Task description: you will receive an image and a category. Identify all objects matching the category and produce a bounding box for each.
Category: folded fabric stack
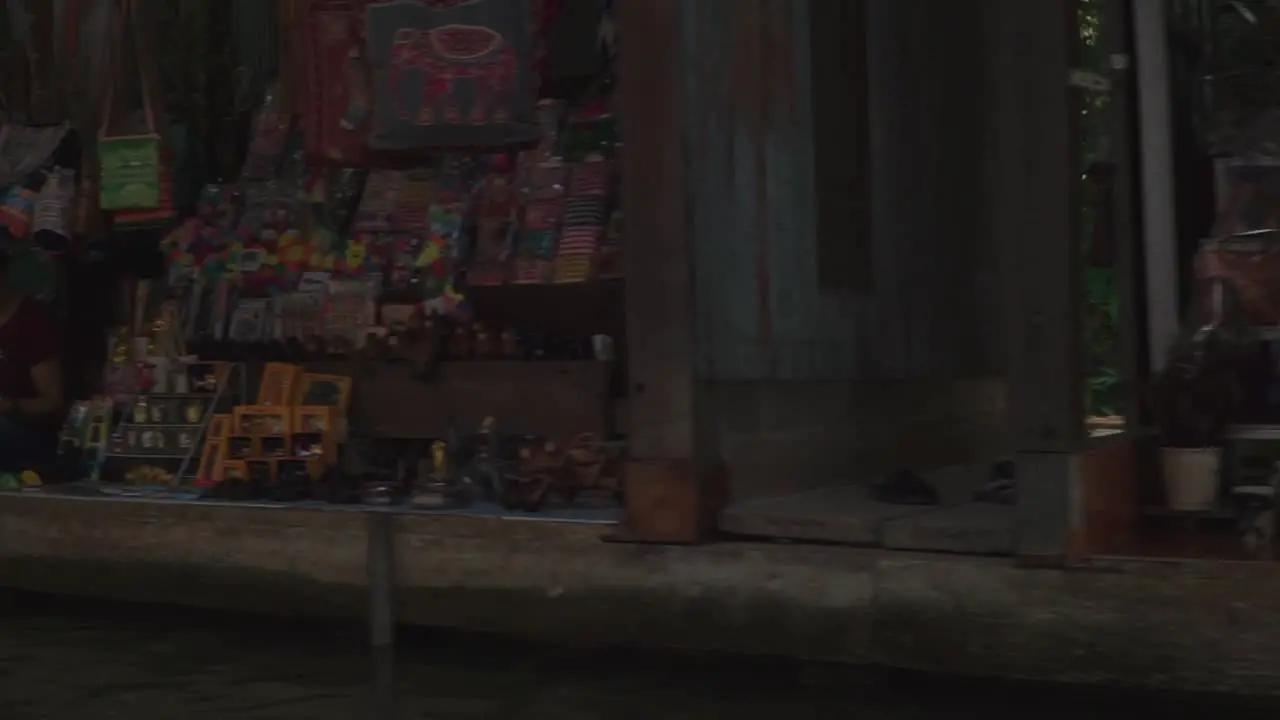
[513,159,565,284]
[394,169,435,231]
[554,155,610,283]
[351,169,404,233]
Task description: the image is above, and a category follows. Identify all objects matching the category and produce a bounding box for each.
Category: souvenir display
[32,0,628,523]
[201,367,351,501]
[553,155,610,283]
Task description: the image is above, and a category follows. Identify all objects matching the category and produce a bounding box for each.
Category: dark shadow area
[0,589,1276,719]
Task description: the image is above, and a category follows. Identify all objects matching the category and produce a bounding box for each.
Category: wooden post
[985,0,1085,562]
[610,0,721,543]
[367,511,394,648]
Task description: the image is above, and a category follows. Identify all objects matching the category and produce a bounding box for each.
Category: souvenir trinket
[448,325,471,360]
[472,323,498,358]
[500,327,520,358]
[184,400,205,424]
[227,435,258,460]
[260,435,290,458]
[412,440,463,509]
[132,397,150,424]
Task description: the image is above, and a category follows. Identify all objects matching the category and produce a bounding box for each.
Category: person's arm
[0,300,63,420]
[13,358,63,419]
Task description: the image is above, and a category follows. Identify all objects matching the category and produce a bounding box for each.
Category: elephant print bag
[364,0,544,150]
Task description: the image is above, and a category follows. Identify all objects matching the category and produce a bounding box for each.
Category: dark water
[0,592,1272,720]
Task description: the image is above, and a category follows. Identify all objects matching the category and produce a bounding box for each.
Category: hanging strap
[98,0,156,139]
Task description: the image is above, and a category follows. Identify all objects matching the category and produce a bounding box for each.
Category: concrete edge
[3,494,1280,695]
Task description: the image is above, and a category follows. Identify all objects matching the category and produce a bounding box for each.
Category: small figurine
[411,439,458,509]
[149,400,165,424]
[412,312,442,380]
[461,417,503,501]
[428,440,450,481]
[472,323,497,358]
[500,327,520,358]
[184,401,204,424]
[448,324,471,360]
[502,438,562,512]
[132,396,150,425]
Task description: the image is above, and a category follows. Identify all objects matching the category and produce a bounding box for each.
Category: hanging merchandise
[468,167,517,285]
[512,157,564,284]
[301,0,371,166]
[0,174,40,243]
[6,0,61,126]
[553,154,609,283]
[364,0,545,150]
[32,166,76,254]
[98,0,174,226]
[241,84,294,181]
[0,123,69,188]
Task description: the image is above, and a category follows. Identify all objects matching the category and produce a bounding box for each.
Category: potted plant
[1150,281,1251,510]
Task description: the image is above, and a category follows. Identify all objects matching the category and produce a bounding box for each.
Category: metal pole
[1133,0,1180,370]
[367,511,396,717]
[367,510,394,648]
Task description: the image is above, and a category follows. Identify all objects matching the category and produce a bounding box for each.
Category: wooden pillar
[611,0,720,543]
[985,0,1085,562]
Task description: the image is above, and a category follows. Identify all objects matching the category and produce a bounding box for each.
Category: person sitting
[0,250,62,471]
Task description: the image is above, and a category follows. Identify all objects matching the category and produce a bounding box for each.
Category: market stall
[4,0,629,522]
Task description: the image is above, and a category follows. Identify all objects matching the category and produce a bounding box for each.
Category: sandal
[972,460,1017,505]
[870,470,939,506]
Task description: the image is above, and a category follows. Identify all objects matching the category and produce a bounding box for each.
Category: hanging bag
[33,166,76,253]
[98,0,164,213]
[300,0,370,165]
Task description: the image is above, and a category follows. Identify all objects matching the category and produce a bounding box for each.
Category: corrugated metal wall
[685,0,1001,382]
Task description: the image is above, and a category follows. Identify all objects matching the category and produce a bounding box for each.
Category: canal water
[0,591,1272,719]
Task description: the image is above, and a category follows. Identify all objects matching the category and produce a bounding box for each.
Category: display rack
[102,363,246,486]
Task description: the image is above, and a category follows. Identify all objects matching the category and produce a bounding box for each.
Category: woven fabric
[365,0,541,149]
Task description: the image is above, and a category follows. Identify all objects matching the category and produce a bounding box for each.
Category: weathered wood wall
[686,0,1000,383]
[682,0,1011,500]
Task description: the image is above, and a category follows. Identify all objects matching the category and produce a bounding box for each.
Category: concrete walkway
[1,494,1278,695]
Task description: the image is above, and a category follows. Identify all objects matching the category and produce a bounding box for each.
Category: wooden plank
[987,0,1085,452]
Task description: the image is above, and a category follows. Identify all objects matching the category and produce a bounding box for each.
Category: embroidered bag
[33,166,76,253]
[98,0,163,212]
[364,0,545,150]
[301,0,370,165]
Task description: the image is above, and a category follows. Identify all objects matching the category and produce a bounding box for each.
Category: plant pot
[1160,446,1223,511]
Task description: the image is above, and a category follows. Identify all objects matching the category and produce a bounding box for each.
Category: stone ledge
[3,495,1280,695]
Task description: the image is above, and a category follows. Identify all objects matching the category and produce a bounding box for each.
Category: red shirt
[0,298,58,399]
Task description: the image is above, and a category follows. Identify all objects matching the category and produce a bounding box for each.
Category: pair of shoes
[973,460,1017,505]
[870,469,939,506]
